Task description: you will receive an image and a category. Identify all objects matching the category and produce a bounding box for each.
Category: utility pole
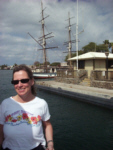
[76,0,78,71]
[75,0,84,71]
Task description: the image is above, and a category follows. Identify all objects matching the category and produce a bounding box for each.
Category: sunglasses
[11,79,30,85]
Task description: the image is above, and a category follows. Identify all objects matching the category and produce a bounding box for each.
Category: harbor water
[0,70,113,150]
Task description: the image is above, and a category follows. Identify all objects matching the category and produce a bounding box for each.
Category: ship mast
[64,12,76,67]
[68,12,72,66]
[28,1,58,73]
[41,1,47,72]
[39,1,58,72]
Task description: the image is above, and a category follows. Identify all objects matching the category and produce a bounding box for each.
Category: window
[108,60,113,68]
[78,60,85,69]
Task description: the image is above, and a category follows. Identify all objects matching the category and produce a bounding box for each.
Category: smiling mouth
[18,88,25,92]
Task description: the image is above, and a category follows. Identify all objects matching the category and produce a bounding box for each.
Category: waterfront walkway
[36,80,113,109]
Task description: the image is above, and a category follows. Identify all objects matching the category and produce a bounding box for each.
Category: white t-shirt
[0,97,50,150]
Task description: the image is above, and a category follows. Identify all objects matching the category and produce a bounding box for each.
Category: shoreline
[36,80,113,110]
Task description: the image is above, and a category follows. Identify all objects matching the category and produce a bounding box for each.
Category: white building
[69,52,113,77]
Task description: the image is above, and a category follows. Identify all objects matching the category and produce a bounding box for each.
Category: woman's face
[13,70,34,98]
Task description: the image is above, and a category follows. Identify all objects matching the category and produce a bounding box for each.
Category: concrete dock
[35,80,113,110]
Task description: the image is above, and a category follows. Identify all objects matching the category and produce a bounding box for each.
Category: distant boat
[28,1,58,79]
[33,73,56,79]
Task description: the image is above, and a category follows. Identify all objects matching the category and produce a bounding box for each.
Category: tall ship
[28,1,58,79]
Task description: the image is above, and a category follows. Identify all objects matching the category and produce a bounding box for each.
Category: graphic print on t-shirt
[5,110,41,126]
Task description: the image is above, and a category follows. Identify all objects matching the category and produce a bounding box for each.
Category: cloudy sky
[0,0,113,66]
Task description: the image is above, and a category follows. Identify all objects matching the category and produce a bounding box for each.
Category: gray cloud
[0,0,113,65]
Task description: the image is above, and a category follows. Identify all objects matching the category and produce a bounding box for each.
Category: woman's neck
[13,94,35,103]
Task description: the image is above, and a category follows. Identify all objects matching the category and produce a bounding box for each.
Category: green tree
[50,62,60,66]
[13,63,18,67]
[34,61,40,67]
[82,42,96,53]
[96,44,108,52]
[1,64,7,69]
[103,40,109,45]
[64,40,110,61]
[43,62,50,65]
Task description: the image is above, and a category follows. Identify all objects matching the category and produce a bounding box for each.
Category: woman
[0,65,54,150]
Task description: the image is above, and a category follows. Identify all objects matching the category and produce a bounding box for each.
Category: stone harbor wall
[55,77,80,84]
[55,69,88,84]
[90,80,113,89]
[90,71,113,89]
[55,70,113,89]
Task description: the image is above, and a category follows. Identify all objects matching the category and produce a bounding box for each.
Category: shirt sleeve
[41,101,51,121]
[0,103,5,125]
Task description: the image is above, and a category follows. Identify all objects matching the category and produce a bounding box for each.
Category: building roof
[68,52,113,61]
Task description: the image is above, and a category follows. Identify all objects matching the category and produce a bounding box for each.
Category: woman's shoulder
[1,97,12,105]
[35,96,48,106]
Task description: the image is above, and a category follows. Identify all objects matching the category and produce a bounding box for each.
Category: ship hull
[33,73,56,79]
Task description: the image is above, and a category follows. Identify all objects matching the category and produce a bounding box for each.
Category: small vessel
[33,73,56,79]
[28,1,58,79]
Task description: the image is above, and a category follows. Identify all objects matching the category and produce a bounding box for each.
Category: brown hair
[12,64,37,96]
